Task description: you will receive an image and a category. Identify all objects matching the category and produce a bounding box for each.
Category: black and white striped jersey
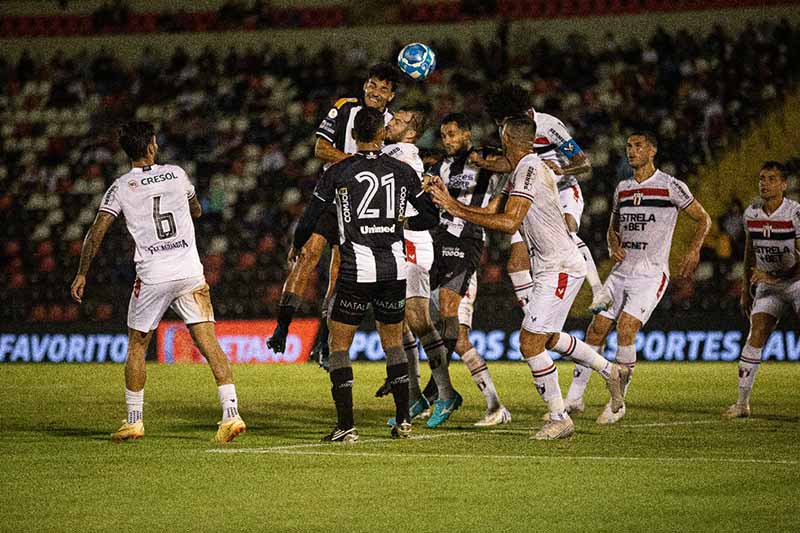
[314,151,436,283]
[315,97,393,170]
[428,148,504,241]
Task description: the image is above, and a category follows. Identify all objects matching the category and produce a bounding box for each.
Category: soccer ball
[397,43,436,81]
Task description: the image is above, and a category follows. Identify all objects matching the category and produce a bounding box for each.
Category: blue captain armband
[558,139,583,158]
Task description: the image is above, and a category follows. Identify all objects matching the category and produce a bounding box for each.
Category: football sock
[509,270,534,307]
[737,344,762,405]
[554,334,611,380]
[125,388,143,424]
[440,316,459,361]
[573,234,602,295]
[386,352,410,424]
[329,363,354,430]
[403,328,422,399]
[566,343,600,402]
[616,344,636,395]
[526,352,565,419]
[421,331,454,401]
[217,383,239,422]
[277,292,301,329]
[461,347,501,410]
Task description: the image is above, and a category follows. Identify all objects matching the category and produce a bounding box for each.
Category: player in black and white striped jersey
[421,113,508,429]
[293,107,439,442]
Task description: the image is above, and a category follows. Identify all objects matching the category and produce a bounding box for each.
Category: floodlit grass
[1,362,799,532]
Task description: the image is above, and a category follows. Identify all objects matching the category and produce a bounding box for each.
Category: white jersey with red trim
[526,110,583,192]
[611,169,695,278]
[99,164,203,284]
[508,153,585,276]
[744,197,800,277]
[382,142,432,250]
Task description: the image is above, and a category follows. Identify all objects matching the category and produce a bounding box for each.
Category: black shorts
[431,230,483,297]
[312,204,339,247]
[330,279,406,326]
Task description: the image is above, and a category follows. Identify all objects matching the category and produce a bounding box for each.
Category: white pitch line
[207,431,472,454]
[237,449,799,466]
[620,420,719,428]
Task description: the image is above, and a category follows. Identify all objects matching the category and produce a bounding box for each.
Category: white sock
[616,344,636,395]
[737,344,762,406]
[553,333,611,379]
[573,234,602,295]
[509,270,534,307]
[125,388,143,425]
[526,352,565,419]
[461,347,501,410]
[403,329,421,400]
[217,383,239,422]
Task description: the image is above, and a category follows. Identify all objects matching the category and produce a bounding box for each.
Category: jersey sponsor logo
[141,172,178,186]
[448,172,474,189]
[620,212,656,232]
[103,184,118,206]
[338,187,352,222]
[622,241,649,250]
[524,166,535,189]
[338,299,369,312]
[359,224,396,234]
[441,246,465,259]
[144,239,190,255]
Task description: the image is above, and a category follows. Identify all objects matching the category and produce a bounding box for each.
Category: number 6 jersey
[98,164,203,284]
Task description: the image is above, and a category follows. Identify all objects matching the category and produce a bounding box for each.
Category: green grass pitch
[1,362,798,532]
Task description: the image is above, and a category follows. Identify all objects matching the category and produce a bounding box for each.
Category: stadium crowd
[1,18,798,324]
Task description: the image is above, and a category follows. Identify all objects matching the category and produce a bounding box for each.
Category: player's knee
[455,333,472,356]
[507,245,530,272]
[519,331,547,357]
[616,321,640,345]
[405,302,431,335]
[748,316,776,347]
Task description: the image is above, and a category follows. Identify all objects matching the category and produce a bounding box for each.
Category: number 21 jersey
[98,164,204,284]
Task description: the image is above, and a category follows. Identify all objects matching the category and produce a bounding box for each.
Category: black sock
[329,367,354,429]
[422,376,438,403]
[387,363,410,424]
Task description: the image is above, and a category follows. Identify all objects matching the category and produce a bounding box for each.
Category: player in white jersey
[473,83,609,313]
[70,121,245,443]
[564,132,711,424]
[431,117,626,440]
[724,161,800,419]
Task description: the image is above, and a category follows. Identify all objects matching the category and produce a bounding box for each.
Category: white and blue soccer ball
[397,43,436,81]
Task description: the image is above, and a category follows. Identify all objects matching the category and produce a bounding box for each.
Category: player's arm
[71,212,115,303]
[293,168,336,250]
[678,199,711,280]
[431,179,529,234]
[314,138,349,165]
[740,232,755,318]
[469,151,513,173]
[546,150,591,176]
[189,194,202,219]
[607,210,625,263]
[406,191,439,231]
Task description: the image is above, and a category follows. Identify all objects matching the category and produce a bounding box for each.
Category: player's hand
[739,290,753,319]
[543,160,564,175]
[468,151,488,168]
[287,245,299,269]
[71,275,86,303]
[751,269,779,285]
[678,249,701,280]
[422,174,439,192]
[430,180,454,210]
[609,244,626,263]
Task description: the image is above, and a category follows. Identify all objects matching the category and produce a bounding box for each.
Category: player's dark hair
[629,131,659,150]
[397,104,428,137]
[118,121,155,160]
[502,116,537,145]
[367,62,400,91]
[761,160,786,177]
[440,112,471,132]
[484,82,531,122]
[353,107,385,143]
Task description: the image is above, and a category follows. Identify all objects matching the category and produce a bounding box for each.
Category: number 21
[355,172,395,219]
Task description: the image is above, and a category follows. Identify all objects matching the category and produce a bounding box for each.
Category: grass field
[1,361,799,532]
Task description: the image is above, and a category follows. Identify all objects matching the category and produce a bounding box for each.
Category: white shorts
[522,271,584,334]
[751,279,800,319]
[457,272,478,328]
[405,231,434,299]
[559,184,585,229]
[127,275,215,332]
[598,269,668,325]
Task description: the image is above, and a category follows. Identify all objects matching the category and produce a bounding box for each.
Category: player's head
[500,116,537,153]
[119,121,157,162]
[758,161,787,201]
[440,113,472,155]
[626,132,658,169]
[352,107,386,146]
[385,105,427,144]
[484,82,532,126]
[363,63,398,111]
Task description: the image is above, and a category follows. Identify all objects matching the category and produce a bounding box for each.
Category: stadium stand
[1,16,798,323]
